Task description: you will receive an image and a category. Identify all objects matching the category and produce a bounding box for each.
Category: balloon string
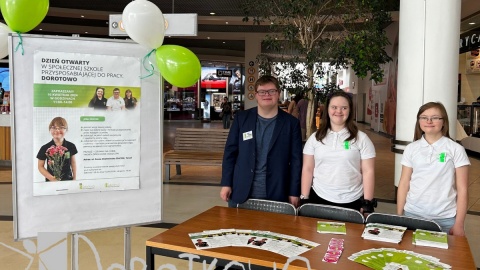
[140,49,156,79]
[15,32,24,55]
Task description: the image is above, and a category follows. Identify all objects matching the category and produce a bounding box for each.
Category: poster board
[10,34,162,240]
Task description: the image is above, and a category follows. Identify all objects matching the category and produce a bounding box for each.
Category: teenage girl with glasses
[397,102,470,235]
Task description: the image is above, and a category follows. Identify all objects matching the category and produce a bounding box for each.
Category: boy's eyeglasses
[418,116,443,122]
[256,89,278,96]
[50,126,67,131]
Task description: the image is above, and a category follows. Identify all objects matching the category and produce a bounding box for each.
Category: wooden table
[146,206,476,269]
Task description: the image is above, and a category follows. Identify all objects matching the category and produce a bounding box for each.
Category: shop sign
[216,69,232,77]
[460,29,480,54]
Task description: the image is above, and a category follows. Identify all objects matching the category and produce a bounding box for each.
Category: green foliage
[317,82,341,104]
[242,0,396,85]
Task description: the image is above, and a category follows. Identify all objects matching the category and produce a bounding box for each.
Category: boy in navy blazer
[220,75,302,207]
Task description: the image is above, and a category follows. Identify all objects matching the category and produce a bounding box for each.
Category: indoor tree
[242,0,396,136]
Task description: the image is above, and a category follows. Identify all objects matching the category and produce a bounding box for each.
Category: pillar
[244,34,263,109]
[394,0,461,187]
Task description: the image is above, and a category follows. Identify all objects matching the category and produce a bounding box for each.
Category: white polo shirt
[303,128,376,203]
[402,136,470,219]
[106,96,125,111]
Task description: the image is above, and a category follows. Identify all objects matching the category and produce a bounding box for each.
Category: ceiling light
[225,22,229,25]
[222,42,226,44]
[81,15,84,18]
[210,12,215,15]
[39,29,43,31]
[469,22,476,25]
[207,37,211,39]
[85,32,88,34]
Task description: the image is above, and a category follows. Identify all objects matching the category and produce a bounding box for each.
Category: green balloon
[0,0,49,33]
[155,45,201,88]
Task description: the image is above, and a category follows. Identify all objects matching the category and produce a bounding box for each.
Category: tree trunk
[305,68,315,138]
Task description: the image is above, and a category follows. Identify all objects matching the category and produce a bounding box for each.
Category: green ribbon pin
[439,152,446,162]
[344,141,350,150]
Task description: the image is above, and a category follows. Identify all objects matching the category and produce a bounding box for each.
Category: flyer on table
[32,51,141,196]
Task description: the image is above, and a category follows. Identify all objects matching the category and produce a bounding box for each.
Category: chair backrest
[237,199,297,216]
[365,213,442,232]
[297,203,365,224]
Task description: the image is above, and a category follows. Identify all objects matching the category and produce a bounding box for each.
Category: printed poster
[32,51,141,196]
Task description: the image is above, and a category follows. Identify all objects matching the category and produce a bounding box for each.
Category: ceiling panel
[1,1,479,60]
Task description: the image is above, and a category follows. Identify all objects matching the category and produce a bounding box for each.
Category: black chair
[365,213,442,232]
[237,199,297,215]
[297,203,365,224]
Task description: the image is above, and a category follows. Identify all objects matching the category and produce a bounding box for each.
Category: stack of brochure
[348,248,451,269]
[316,221,346,235]
[361,223,407,243]
[188,229,320,257]
[413,229,448,249]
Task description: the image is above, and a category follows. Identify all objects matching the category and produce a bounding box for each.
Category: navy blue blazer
[221,107,303,204]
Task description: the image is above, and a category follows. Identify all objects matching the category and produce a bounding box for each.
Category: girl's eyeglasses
[418,116,443,122]
[50,126,67,131]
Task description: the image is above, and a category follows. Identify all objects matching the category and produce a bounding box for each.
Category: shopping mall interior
[1,0,480,269]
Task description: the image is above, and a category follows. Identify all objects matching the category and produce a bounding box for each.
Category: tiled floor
[0,120,479,269]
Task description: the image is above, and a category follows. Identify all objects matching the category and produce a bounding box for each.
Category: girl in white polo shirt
[397,102,470,235]
[301,91,376,214]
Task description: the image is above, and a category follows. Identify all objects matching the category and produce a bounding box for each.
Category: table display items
[348,248,451,269]
[361,223,407,243]
[188,229,319,257]
[317,221,347,235]
[322,238,344,264]
[412,229,448,249]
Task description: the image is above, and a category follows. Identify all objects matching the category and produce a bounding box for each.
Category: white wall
[459,52,480,103]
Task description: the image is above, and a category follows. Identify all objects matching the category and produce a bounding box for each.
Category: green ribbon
[15,32,24,55]
[140,49,156,79]
[343,141,350,150]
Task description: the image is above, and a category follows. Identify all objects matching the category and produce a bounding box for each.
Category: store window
[163,61,245,121]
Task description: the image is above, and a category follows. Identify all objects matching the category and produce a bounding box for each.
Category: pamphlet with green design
[413,229,448,249]
[348,248,452,270]
[316,221,347,234]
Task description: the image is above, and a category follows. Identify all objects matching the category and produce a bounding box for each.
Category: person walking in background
[88,87,107,110]
[397,102,469,235]
[301,91,376,215]
[220,75,303,207]
[124,89,137,110]
[287,94,302,119]
[296,94,308,141]
[221,96,232,129]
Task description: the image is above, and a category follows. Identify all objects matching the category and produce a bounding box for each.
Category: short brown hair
[254,75,280,92]
[49,117,68,130]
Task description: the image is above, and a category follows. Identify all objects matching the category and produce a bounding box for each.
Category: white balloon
[0,23,12,59]
[122,0,166,49]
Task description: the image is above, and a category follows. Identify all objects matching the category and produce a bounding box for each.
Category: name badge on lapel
[243,131,253,141]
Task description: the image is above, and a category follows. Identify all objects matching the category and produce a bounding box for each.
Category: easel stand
[71,227,131,270]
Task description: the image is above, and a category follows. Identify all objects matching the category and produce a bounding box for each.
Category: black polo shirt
[37,139,78,181]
